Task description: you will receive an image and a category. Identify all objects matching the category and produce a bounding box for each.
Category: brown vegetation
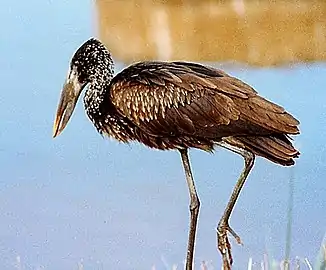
[96,0,326,66]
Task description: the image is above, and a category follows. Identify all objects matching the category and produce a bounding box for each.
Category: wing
[108,61,299,139]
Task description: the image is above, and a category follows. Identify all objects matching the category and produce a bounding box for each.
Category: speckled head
[70,38,114,85]
[52,38,114,138]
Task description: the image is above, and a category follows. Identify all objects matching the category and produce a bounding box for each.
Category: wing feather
[108,61,299,138]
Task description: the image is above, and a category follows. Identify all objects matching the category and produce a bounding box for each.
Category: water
[0,1,325,269]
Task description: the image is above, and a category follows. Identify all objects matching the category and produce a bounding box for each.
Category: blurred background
[1,0,326,269]
[97,0,326,65]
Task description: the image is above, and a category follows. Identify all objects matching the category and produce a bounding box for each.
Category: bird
[53,38,300,270]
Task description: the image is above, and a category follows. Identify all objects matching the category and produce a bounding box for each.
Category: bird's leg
[179,148,200,270]
[217,143,255,270]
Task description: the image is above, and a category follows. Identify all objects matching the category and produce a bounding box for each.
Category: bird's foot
[217,220,242,270]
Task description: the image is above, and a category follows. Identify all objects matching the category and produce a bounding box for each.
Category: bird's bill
[52,70,85,138]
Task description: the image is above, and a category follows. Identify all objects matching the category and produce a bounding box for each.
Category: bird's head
[53,38,113,138]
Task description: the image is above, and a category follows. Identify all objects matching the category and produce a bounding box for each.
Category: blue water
[1,1,326,269]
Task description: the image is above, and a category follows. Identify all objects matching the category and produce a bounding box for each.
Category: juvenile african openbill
[53,38,300,270]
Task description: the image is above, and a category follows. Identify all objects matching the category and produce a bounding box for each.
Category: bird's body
[53,38,300,270]
[83,57,298,165]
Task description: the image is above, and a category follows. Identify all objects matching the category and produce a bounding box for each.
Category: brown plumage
[53,38,300,270]
[107,61,299,165]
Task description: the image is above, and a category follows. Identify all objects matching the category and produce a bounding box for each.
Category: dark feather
[102,61,299,164]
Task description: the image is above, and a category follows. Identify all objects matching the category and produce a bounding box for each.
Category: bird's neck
[83,57,114,123]
[84,74,111,111]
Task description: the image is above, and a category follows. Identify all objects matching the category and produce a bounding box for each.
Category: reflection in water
[96,0,326,66]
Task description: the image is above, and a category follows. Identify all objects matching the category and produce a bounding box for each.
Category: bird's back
[101,61,299,165]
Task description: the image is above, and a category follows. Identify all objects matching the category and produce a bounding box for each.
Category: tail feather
[227,134,300,166]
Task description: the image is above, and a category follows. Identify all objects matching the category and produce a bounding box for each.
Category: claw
[227,226,243,245]
[217,221,242,270]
